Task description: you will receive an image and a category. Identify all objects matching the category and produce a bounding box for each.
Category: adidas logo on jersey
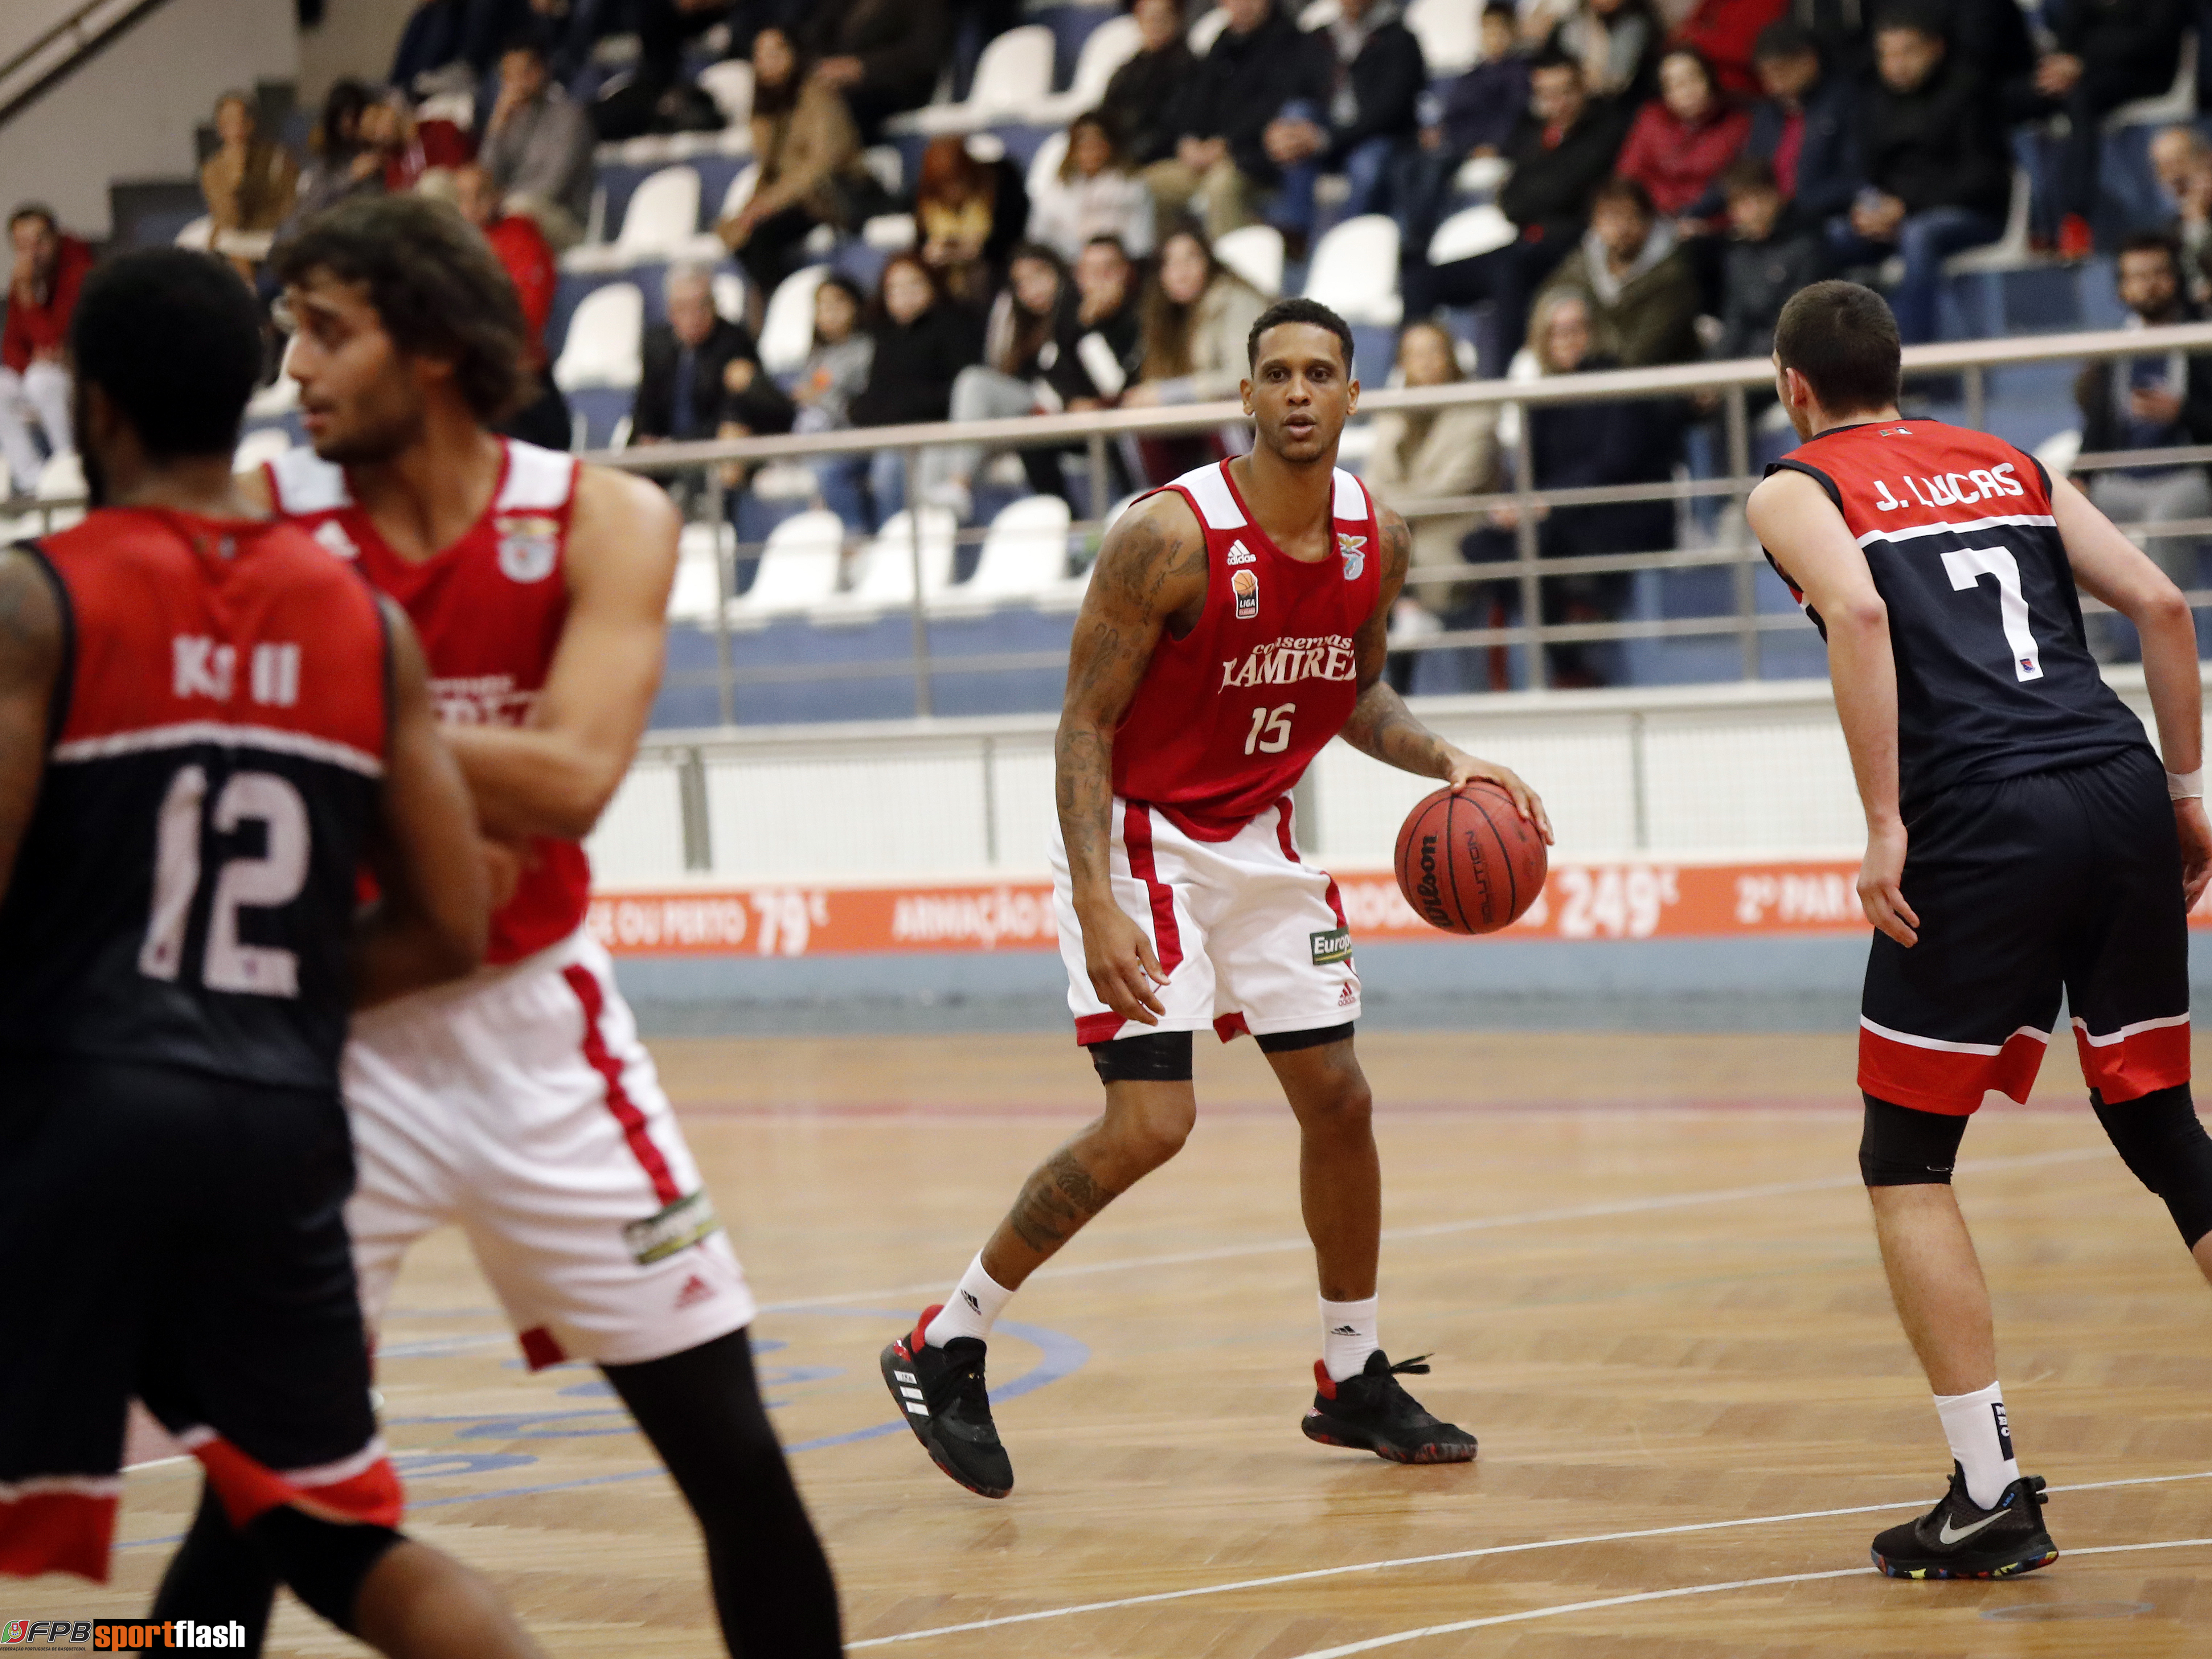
[673,1273,716,1310]
[1337,982,1357,1007]
[312,520,359,560]
[1225,541,1256,565]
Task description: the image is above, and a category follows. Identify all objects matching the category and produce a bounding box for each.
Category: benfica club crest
[1338,532,1366,581]
[496,514,560,583]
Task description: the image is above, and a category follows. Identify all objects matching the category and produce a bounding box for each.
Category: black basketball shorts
[1859,747,2191,1117]
[0,1057,398,1583]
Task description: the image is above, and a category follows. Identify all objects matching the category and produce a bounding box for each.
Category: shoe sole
[1870,1543,2058,1580]
[878,1341,1012,1500]
[1302,1409,1478,1465]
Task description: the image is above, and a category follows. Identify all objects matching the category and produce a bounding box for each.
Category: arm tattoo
[1005,1147,1125,1253]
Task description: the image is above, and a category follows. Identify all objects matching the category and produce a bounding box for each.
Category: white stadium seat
[1304,214,1402,325]
[1214,225,1286,298]
[893,24,1057,135]
[1189,8,1229,53]
[1027,130,1069,206]
[2035,427,2083,481]
[553,282,644,391]
[940,494,1072,611]
[617,164,704,257]
[759,265,832,377]
[2106,33,2196,131]
[697,59,754,127]
[1036,14,1146,121]
[1941,167,2035,276]
[669,521,732,622]
[729,509,846,622]
[1407,0,1484,75]
[173,216,213,251]
[814,507,958,621]
[721,163,759,223]
[712,271,748,324]
[1427,202,1516,267]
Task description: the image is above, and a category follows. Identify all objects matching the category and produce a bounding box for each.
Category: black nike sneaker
[880,1305,1014,1499]
[1301,1351,1478,1464]
[1871,1465,2057,1579]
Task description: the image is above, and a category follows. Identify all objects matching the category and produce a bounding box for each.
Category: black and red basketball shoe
[1301,1351,1478,1463]
[1871,1466,2057,1579]
[880,1305,1014,1498]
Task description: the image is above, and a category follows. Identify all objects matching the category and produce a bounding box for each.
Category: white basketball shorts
[344,927,754,1370]
[1050,795,1361,1044]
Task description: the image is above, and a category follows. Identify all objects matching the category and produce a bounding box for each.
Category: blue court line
[114,1310,1087,1550]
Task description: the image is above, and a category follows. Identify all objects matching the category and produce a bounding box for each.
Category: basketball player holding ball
[1749,281,2212,1580]
[883,298,1553,1498]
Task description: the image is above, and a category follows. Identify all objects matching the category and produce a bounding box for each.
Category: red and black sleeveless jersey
[1765,419,2149,812]
[0,508,388,1089]
[1112,462,1383,840]
[264,439,586,964]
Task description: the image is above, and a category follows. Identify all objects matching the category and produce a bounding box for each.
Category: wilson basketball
[1393,782,1548,934]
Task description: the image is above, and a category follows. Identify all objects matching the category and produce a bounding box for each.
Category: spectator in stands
[1615,47,1750,230]
[289,79,382,231]
[390,0,522,95]
[1531,177,1703,366]
[1122,225,1267,480]
[1144,0,1331,241]
[717,26,872,296]
[0,206,88,500]
[360,88,474,194]
[1824,4,2008,345]
[1361,319,1497,643]
[1401,50,1632,362]
[2151,124,2212,303]
[2073,232,2212,655]
[924,244,1079,516]
[848,252,987,525]
[2024,0,2190,261]
[1461,288,1678,687]
[1521,0,1663,104]
[1671,0,1789,99]
[200,93,299,283]
[794,275,877,525]
[450,161,568,450]
[1394,5,1528,255]
[1790,0,1871,82]
[479,35,595,249]
[1698,20,1858,233]
[1262,0,1427,248]
[635,262,793,459]
[1030,112,1157,264]
[802,0,953,140]
[917,136,1031,307]
[1054,234,1145,409]
[1101,0,1196,172]
[1711,156,1824,362]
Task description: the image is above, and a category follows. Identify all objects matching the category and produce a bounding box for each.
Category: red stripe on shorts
[0,1487,116,1581]
[1275,797,1349,928]
[564,964,683,1207]
[191,1435,403,1531]
[2072,1015,2191,1104]
[1858,1019,2049,1115]
[1076,1012,1127,1044]
[1121,803,1183,974]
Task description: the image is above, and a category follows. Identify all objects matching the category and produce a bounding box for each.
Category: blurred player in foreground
[157,195,841,1654]
[0,248,542,1656]
[1748,280,2212,1580]
[882,297,1553,1498]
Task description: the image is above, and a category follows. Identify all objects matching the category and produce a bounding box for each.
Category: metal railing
[0,0,173,129]
[575,320,2212,722]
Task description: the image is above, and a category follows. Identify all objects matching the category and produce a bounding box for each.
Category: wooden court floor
[22,1030,2212,1655]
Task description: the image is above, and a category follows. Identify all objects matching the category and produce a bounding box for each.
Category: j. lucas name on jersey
[1219,635,1359,690]
[1868,462,2028,514]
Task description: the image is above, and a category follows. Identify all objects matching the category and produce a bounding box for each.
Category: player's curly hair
[271,193,529,423]
[1247,296,1355,373]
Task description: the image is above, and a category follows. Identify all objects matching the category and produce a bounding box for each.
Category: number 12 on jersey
[1942,547,2043,682]
[140,763,311,998]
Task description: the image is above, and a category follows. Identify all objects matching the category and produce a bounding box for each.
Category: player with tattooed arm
[880,296,1554,1498]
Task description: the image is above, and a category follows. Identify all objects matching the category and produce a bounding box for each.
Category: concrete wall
[0,0,299,237]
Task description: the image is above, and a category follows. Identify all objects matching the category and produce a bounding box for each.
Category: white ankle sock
[1320,1295,1380,1383]
[923,1255,1013,1348]
[1934,1380,2019,1508]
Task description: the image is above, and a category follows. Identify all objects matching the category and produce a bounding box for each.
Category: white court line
[1283,1535,2212,1658]
[845,1467,2212,1647]
[763,1147,2105,1312]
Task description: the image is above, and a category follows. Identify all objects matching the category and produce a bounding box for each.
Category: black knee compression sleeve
[249,1507,402,1634]
[1254,1021,1354,1054]
[1088,1029,1193,1083]
[152,1483,278,1652]
[2093,1084,2212,1248]
[602,1327,843,1659]
[1859,1093,1970,1186]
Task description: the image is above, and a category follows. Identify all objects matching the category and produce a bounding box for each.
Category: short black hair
[272,194,529,423]
[2119,229,2184,269]
[1720,155,1780,197]
[1246,296,1355,372]
[1773,280,1901,415]
[71,248,264,460]
[1590,176,1656,219]
[1527,47,1584,78]
[8,203,56,236]
[1872,1,1945,39]
[1754,18,1815,60]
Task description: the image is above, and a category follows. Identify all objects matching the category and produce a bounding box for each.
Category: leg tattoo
[1006,1148,1123,1254]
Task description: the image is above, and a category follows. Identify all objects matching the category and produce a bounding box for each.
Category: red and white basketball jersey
[266,439,586,963]
[1113,461,1383,839]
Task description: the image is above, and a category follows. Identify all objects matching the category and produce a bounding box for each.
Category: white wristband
[2168,768,2204,801]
